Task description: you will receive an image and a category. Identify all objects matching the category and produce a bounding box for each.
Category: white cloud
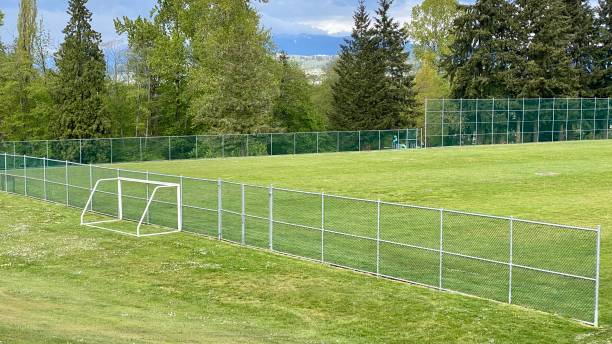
[298,18,354,36]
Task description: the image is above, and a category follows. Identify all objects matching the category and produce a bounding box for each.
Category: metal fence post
[607,98,610,140]
[376,200,381,276]
[293,133,297,155]
[222,136,225,158]
[439,208,444,290]
[441,98,445,147]
[378,130,381,150]
[195,135,199,159]
[566,98,570,141]
[593,97,598,140]
[459,98,463,146]
[241,184,246,245]
[168,136,172,160]
[79,139,82,164]
[424,98,428,148]
[336,131,340,152]
[23,156,27,196]
[110,138,113,164]
[521,98,525,144]
[358,131,361,151]
[139,137,143,161]
[552,98,556,142]
[491,98,495,144]
[537,97,541,142]
[475,99,479,145]
[506,98,510,144]
[509,216,514,304]
[580,98,584,140]
[178,176,184,231]
[270,134,273,156]
[217,178,222,240]
[3,153,7,192]
[316,132,320,154]
[45,140,49,159]
[88,164,93,211]
[64,160,69,205]
[245,135,249,157]
[269,185,274,250]
[594,225,601,327]
[321,192,325,262]
[43,157,47,200]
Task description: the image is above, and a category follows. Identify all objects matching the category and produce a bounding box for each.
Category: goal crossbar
[80,177,182,237]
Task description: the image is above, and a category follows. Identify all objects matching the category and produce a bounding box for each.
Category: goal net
[81,177,182,237]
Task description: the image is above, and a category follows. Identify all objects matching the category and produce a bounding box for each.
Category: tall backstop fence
[0,153,601,326]
[425,98,612,148]
[0,128,421,165]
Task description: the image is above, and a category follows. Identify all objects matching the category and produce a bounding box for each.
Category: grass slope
[0,140,610,342]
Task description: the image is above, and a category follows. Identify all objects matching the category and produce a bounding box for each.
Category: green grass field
[1,140,611,342]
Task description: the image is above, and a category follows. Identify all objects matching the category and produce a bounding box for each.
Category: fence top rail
[0,128,421,145]
[426,97,611,101]
[2,152,599,233]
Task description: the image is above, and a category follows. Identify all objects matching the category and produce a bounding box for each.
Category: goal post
[81,177,182,237]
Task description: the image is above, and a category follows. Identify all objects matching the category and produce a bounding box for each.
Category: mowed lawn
[0,140,611,343]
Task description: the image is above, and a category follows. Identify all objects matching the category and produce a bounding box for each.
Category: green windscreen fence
[0,129,422,164]
[425,98,612,147]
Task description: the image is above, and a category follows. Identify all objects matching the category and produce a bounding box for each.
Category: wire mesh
[426,98,612,147]
[0,152,600,326]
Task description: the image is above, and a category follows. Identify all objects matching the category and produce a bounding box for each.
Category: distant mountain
[272,34,346,56]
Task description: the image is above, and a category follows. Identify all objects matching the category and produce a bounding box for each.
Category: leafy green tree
[188,0,278,134]
[273,53,321,132]
[54,0,109,139]
[115,0,190,136]
[17,0,37,59]
[445,0,522,98]
[310,62,337,130]
[331,0,385,130]
[405,0,458,122]
[406,0,459,65]
[372,0,418,128]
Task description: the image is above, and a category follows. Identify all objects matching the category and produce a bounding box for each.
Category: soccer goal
[80,177,182,237]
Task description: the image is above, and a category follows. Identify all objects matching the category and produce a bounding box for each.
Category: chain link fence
[0,129,422,164]
[425,98,612,147]
[0,152,601,326]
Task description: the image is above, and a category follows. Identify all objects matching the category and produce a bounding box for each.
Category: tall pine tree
[562,0,596,96]
[516,0,578,97]
[372,0,418,128]
[331,0,384,130]
[54,0,108,139]
[445,0,522,98]
[590,0,611,96]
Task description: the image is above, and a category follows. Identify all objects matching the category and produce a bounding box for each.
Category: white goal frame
[80,177,182,237]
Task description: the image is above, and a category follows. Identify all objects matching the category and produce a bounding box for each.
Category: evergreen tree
[445,0,522,98]
[373,0,418,128]
[516,0,578,97]
[273,52,320,132]
[562,0,596,96]
[590,0,611,96]
[331,0,385,130]
[54,0,108,139]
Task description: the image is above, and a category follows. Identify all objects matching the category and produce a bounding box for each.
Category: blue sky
[0,0,422,54]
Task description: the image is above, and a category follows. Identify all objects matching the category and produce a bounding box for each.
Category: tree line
[0,0,325,140]
[0,0,609,141]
